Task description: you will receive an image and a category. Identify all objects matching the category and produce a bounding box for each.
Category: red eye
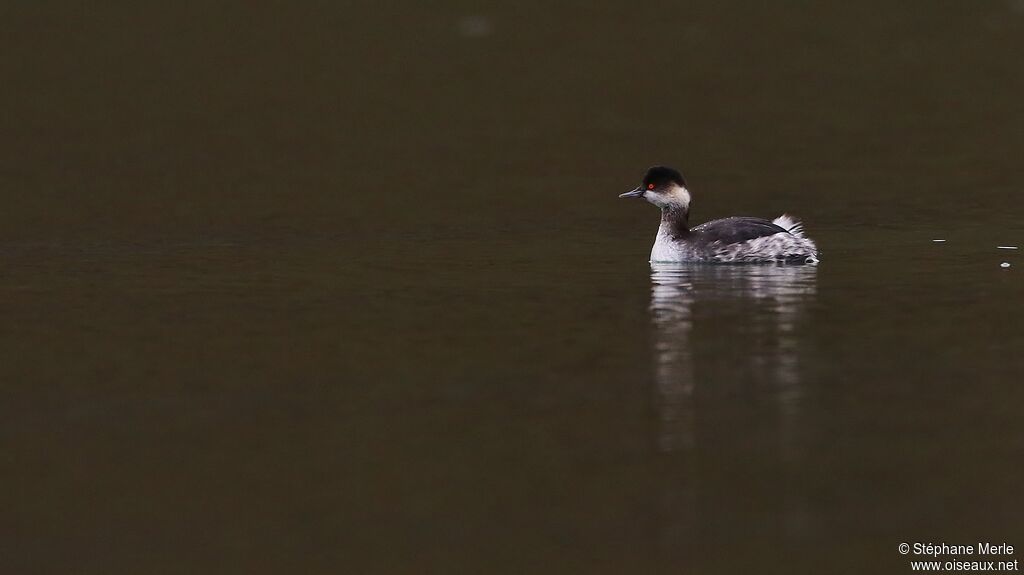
[647,183,655,190]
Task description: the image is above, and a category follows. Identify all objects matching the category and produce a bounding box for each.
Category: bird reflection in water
[648,263,818,556]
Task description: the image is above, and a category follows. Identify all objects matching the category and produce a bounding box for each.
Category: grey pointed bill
[619,186,644,198]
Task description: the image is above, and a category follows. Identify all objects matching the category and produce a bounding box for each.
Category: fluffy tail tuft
[772,214,805,238]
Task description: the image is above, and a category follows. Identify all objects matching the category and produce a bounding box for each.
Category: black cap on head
[642,166,686,189]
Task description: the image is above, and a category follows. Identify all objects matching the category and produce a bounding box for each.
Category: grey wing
[691,217,789,245]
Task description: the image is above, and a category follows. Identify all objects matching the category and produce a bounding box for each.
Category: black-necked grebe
[619,166,819,264]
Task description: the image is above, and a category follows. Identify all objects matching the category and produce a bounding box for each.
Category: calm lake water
[3,2,1023,574]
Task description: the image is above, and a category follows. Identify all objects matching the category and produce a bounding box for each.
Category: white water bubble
[1001,262,1011,268]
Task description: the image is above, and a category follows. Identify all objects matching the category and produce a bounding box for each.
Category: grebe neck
[660,205,690,237]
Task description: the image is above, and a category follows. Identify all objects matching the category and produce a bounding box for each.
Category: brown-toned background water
[2,2,1023,573]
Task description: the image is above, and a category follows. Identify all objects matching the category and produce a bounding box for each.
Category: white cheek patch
[646,186,690,209]
[644,190,664,206]
[672,187,691,208]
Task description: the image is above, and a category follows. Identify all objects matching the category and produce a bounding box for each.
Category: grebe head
[619,166,690,211]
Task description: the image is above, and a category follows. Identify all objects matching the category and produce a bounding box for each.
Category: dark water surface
[3,2,1023,574]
